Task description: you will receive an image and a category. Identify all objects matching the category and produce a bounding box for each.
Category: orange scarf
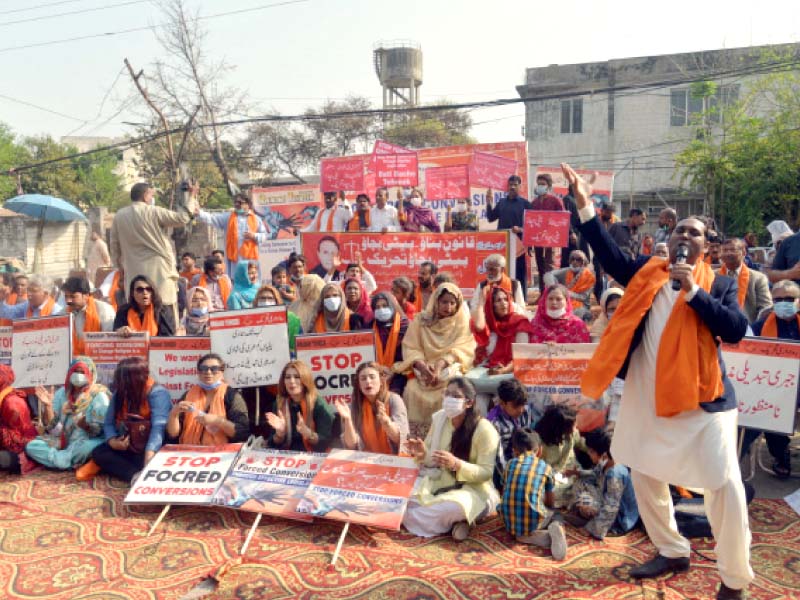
[117,377,154,423]
[127,304,158,336]
[565,268,596,309]
[374,313,401,367]
[485,274,514,301]
[108,271,122,312]
[199,274,231,306]
[226,212,259,262]
[299,398,316,452]
[27,296,55,318]
[72,296,101,356]
[314,308,352,333]
[761,311,800,338]
[719,264,750,309]
[179,267,201,281]
[360,398,393,454]
[581,257,723,417]
[314,207,336,232]
[7,292,26,305]
[180,384,230,445]
[348,211,370,231]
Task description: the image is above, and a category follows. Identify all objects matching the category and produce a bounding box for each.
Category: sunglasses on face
[198,365,223,373]
[134,286,153,293]
[773,298,798,303]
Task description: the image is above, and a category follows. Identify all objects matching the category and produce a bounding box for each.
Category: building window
[561,98,583,134]
[670,84,740,126]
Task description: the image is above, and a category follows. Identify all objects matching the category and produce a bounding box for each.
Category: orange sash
[299,399,316,452]
[315,207,336,231]
[179,267,201,281]
[108,271,122,312]
[719,264,749,309]
[199,274,231,306]
[27,296,55,318]
[72,297,101,356]
[761,312,800,338]
[360,399,393,454]
[314,309,352,333]
[180,384,230,445]
[374,313,401,367]
[226,211,259,262]
[117,377,154,423]
[127,304,158,336]
[348,211,370,231]
[565,268,596,309]
[581,257,723,417]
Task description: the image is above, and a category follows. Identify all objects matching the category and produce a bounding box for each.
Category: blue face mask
[190,306,208,317]
[199,380,223,391]
[773,301,799,320]
[236,208,248,216]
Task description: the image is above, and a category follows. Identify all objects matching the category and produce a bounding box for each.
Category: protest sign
[11,315,71,387]
[534,166,615,208]
[149,337,211,401]
[0,326,10,366]
[125,444,241,505]
[84,332,149,386]
[300,231,510,299]
[522,210,571,248]
[425,164,470,200]
[213,446,324,522]
[374,152,418,187]
[721,338,800,435]
[469,150,518,190]
[295,331,376,405]
[513,342,604,431]
[209,306,290,387]
[297,449,419,530]
[321,156,364,192]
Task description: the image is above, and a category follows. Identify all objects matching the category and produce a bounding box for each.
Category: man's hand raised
[560,163,592,211]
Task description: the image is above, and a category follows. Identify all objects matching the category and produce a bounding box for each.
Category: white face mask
[546,307,566,319]
[570,265,583,273]
[323,296,341,312]
[535,184,549,196]
[453,202,467,213]
[374,307,394,322]
[442,396,466,419]
[605,310,615,321]
[409,197,422,208]
[70,372,89,387]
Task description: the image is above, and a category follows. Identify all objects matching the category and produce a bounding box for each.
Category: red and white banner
[722,338,800,435]
[0,326,10,366]
[84,331,149,387]
[295,331,376,405]
[374,152,418,187]
[298,449,419,530]
[321,156,365,192]
[523,210,571,247]
[149,337,212,401]
[469,151,518,190]
[12,314,71,387]
[424,164,470,200]
[209,306,291,388]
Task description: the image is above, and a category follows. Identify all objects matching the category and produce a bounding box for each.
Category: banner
[125,444,241,505]
[213,447,324,522]
[522,210,571,248]
[374,152,418,187]
[425,164,470,201]
[295,331,376,405]
[209,306,291,387]
[297,450,419,530]
[513,342,604,431]
[534,166,615,208]
[469,151,518,190]
[11,315,71,387]
[84,332,149,386]
[149,337,212,401]
[300,231,510,299]
[321,156,364,192]
[722,338,800,435]
[0,326,10,366]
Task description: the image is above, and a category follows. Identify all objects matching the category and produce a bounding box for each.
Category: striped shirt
[500,451,553,537]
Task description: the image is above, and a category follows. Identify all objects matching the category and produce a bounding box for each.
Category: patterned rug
[0,470,798,599]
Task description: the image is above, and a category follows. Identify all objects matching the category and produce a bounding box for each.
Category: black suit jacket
[579,215,747,412]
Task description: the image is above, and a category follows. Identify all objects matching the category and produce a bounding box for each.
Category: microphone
[672,243,689,291]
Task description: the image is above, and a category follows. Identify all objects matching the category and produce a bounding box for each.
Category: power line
[0,0,147,27]
[0,92,88,122]
[0,0,86,16]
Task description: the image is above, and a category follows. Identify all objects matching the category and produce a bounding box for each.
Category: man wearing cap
[302,191,352,233]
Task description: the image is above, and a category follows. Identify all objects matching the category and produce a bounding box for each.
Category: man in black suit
[562,163,752,600]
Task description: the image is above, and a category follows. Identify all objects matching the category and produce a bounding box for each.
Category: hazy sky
[1,0,798,150]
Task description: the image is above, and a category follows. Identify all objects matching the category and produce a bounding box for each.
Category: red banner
[523,210,571,247]
[320,156,364,192]
[374,152,418,187]
[425,164,470,200]
[469,151,518,190]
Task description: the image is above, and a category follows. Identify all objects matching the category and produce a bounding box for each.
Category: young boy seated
[271,265,295,304]
[487,379,534,490]
[500,427,568,561]
[565,428,639,540]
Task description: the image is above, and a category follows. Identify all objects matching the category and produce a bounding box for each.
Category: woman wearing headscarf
[90,357,172,484]
[255,284,302,356]
[398,188,441,233]
[589,287,625,343]
[25,357,110,476]
[403,377,499,540]
[114,275,176,337]
[182,286,212,336]
[371,292,409,395]
[0,365,38,474]
[166,353,249,444]
[529,284,591,344]
[288,274,326,333]
[227,260,261,310]
[312,283,364,332]
[342,277,373,326]
[394,282,476,438]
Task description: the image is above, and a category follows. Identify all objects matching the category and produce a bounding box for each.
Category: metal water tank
[373,41,423,88]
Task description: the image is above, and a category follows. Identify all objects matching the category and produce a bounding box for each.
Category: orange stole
[348,211,371,231]
[565,268,596,309]
[180,384,230,445]
[127,304,158,336]
[360,399,393,454]
[108,271,122,311]
[117,377,154,423]
[581,258,723,417]
[314,309,351,333]
[719,264,750,309]
[199,275,231,306]
[374,314,401,367]
[27,296,56,318]
[226,211,259,262]
[761,312,800,338]
[299,398,316,452]
[72,297,101,356]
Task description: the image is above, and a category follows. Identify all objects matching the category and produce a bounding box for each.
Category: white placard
[149,337,211,401]
[83,331,149,386]
[11,314,71,387]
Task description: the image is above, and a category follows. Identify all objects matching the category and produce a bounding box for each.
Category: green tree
[383,103,475,148]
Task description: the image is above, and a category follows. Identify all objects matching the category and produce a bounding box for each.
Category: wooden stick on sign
[241,513,262,555]
[330,522,350,566]
[147,504,171,536]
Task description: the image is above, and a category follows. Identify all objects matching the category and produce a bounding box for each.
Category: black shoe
[629,554,690,579]
[717,583,747,599]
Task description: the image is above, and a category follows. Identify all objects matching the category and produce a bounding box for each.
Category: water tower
[373,41,423,109]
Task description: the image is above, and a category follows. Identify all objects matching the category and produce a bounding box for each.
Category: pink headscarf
[341,277,373,324]
[529,285,590,343]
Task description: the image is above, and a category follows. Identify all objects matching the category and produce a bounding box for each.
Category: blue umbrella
[4,194,87,222]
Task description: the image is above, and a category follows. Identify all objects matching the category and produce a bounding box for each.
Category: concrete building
[61,136,142,191]
[517,43,800,226]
